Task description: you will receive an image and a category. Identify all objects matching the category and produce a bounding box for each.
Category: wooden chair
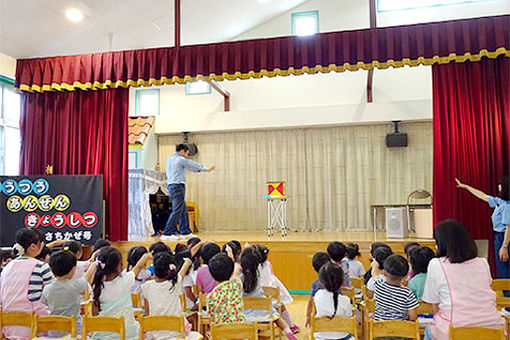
[82,315,125,340]
[351,277,363,302]
[243,296,277,340]
[32,315,77,338]
[262,286,283,339]
[198,293,211,335]
[210,322,258,340]
[311,316,358,340]
[449,324,505,340]
[80,289,93,317]
[180,292,197,329]
[0,309,34,337]
[138,315,186,340]
[361,298,375,340]
[186,201,200,233]
[341,287,356,306]
[417,301,434,337]
[492,279,510,309]
[131,292,144,319]
[369,320,420,340]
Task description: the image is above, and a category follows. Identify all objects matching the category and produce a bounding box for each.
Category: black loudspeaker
[386,121,408,148]
[386,133,408,147]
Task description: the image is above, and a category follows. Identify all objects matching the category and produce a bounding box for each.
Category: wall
[0,52,16,77]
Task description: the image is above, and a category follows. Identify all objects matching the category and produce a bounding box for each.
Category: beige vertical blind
[158,121,432,232]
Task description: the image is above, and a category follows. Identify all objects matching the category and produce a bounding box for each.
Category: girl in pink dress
[0,228,53,340]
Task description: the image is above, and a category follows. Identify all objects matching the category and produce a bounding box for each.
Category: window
[377,0,493,12]
[135,89,160,115]
[291,11,319,36]
[0,76,21,175]
[185,80,211,95]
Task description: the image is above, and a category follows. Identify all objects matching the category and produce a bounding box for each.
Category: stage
[113,231,435,292]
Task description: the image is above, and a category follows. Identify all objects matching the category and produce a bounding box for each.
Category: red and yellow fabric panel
[15,14,510,93]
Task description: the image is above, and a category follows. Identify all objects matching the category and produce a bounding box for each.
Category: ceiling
[0,0,308,59]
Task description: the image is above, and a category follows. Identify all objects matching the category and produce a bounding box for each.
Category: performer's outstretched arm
[455,178,489,202]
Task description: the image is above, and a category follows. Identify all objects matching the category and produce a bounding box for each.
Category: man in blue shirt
[161,143,215,241]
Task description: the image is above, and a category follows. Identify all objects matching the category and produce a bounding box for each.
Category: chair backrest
[199,293,208,311]
[363,298,376,315]
[369,320,420,340]
[243,296,273,318]
[179,293,187,312]
[416,301,434,314]
[131,292,142,308]
[82,315,126,340]
[449,325,505,340]
[0,309,34,331]
[210,322,258,340]
[492,279,510,297]
[262,286,280,302]
[81,289,90,301]
[32,315,77,338]
[341,287,355,304]
[351,277,363,290]
[138,315,185,340]
[361,285,369,299]
[193,284,199,295]
[311,316,357,340]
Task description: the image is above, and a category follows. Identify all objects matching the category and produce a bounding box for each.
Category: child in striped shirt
[373,254,418,321]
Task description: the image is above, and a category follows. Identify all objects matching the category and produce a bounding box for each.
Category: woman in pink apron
[423,219,504,340]
[0,228,52,340]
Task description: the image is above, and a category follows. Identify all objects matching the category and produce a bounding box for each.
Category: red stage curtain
[433,56,510,264]
[15,15,510,92]
[19,88,129,241]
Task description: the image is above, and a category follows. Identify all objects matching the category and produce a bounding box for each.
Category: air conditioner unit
[385,207,409,239]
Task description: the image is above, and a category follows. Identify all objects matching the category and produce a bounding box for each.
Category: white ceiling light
[66,8,84,22]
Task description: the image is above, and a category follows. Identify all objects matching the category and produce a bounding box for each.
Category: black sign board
[0,175,103,246]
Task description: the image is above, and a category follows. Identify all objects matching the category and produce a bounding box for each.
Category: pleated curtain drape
[159,122,433,232]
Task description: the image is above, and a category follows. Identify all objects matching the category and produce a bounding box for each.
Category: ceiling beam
[210,80,231,112]
[367,0,377,103]
[174,0,181,47]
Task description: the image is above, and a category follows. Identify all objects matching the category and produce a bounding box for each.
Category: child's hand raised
[183,258,192,266]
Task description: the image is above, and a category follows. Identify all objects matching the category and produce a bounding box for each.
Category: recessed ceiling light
[66,8,84,22]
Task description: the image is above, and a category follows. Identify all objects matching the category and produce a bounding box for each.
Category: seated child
[222,241,242,262]
[364,242,391,285]
[206,253,245,324]
[305,252,332,328]
[62,241,90,279]
[327,242,351,288]
[404,241,420,283]
[240,249,297,340]
[92,238,111,253]
[373,255,418,321]
[345,243,365,278]
[196,243,221,293]
[141,253,201,340]
[252,244,298,333]
[91,246,151,340]
[146,242,171,276]
[366,246,393,299]
[123,246,151,294]
[35,246,52,264]
[408,246,435,300]
[314,263,354,340]
[0,228,53,340]
[42,250,97,336]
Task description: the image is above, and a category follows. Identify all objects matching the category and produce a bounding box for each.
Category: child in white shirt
[313,263,354,340]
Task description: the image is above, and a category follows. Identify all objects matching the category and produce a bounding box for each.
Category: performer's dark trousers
[163,184,190,236]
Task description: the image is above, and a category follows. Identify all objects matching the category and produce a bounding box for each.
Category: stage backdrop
[0,175,103,246]
[159,121,432,232]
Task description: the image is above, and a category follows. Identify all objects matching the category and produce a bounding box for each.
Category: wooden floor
[114,231,434,291]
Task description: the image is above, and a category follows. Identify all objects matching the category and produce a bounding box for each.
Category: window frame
[291,10,319,36]
[0,75,20,176]
[185,80,212,95]
[135,88,160,116]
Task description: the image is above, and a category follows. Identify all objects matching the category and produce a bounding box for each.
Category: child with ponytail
[141,253,202,340]
[0,228,53,340]
[313,263,354,340]
[123,245,151,294]
[240,248,298,340]
[91,246,151,340]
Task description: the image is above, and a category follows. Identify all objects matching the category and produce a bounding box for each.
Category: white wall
[0,52,16,77]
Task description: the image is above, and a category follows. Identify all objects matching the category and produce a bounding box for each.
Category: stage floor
[115,231,434,291]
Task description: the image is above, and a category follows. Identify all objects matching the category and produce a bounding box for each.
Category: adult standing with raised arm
[455,176,510,279]
[161,143,215,241]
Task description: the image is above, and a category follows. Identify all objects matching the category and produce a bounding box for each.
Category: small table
[265,195,288,237]
[371,204,432,240]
